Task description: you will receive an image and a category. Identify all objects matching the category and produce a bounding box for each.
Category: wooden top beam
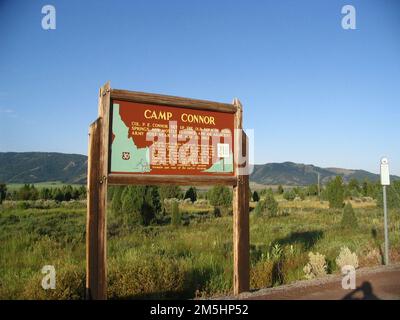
[110,89,236,114]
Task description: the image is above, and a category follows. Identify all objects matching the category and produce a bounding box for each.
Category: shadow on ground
[342,281,380,300]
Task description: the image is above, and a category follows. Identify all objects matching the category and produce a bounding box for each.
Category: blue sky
[0,0,399,175]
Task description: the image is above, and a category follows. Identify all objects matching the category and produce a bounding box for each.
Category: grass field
[0,198,399,299]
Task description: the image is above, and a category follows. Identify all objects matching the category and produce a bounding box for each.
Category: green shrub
[336,246,359,269]
[0,183,6,204]
[171,201,182,226]
[111,186,124,216]
[107,257,188,299]
[293,187,306,200]
[303,252,327,279]
[326,176,345,208]
[23,263,85,300]
[253,191,278,217]
[252,191,260,202]
[306,184,318,196]
[120,186,160,226]
[250,260,274,289]
[17,201,31,209]
[377,181,400,209]
[207,186,232,207]
[283,190,296,201]
[253,200,264,216]
[341,203,358,229]
[184,187,197,203]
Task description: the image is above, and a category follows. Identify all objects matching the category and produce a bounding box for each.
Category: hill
[0,152,87,184]
[250,161,398,186]
[0,152,397,186]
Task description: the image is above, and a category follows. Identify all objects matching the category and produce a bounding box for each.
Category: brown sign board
[109,99,235,176]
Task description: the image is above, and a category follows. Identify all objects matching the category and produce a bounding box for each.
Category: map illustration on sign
[109,100,234,176]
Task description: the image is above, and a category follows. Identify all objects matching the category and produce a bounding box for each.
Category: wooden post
[232,98,250,295]
[86,82,110,300]
[86,118,100,299]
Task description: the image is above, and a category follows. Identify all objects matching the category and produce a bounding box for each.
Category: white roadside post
[380,157,390,265]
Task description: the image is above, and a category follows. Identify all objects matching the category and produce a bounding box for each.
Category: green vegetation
[377,180,400,209]
[254,190,278,217]
[4,184,86,202]
[0,183,6,204]
[341,203,358,229]
[325,176,345,208]
[171,200,182,227]
[184,187,197,203]
[120,186,160,226]
[207,186,232,207]
[1,176,400,299]
[252,191,260,202]
[283,190,296,201]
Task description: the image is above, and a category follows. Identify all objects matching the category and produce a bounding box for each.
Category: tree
[254,190,278,217]
[361,179,379,198]
[307,184,318,196]
[277,185,284,194]
[62,185,73,201]
[0,183,7,204]
[252,191,260,202]
[265,191,278,216]
[207,186,232,207]
[53,188,64,202]
[171,200,182,226]
[253,199,264,216]
[293,187,306,200]
[283,189,296,201]
[121,185,161,226]
[39,187,52,200]
[121,186,138,225]
[184,187,197,202]
[77,185,87,200]
[111,186,124,216]
[144,186,161,222]
[18,184,38,201]
[159,185,182,209]
[325,176,345,208]
[377,181,400,209]
[346,178,361,198]
[341,203,358,229]
[71,187,81,200]
[348,178,360,193]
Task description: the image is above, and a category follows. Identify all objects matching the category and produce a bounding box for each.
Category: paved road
[236,265,400,300]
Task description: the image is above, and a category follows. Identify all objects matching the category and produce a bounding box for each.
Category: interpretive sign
[86,82,249,300]
[110,100,235,176]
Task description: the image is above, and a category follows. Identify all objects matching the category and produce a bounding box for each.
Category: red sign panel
[109,100,234,176]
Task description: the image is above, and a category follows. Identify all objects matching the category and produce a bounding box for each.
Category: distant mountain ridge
[250,161,399,186]
[0,152,87,184]
[0,152,398,186]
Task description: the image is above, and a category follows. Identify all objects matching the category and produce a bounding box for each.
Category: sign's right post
[232,98,250,295]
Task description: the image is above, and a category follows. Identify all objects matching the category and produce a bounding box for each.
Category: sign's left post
[86,82,111,300]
